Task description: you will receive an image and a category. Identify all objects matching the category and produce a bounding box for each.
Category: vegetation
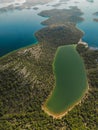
[0,44,98,129]
[36,24,83,47]
[0,7,98,129]
[39,7,84,25]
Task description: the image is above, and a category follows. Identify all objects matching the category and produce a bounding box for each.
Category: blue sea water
[58,0,98,48]
[77,20,98,47]
[0,9,46,56]
[0,0,98,57]
[0,0,59,57]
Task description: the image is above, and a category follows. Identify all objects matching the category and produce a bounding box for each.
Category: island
[93,18,98,22]
[0,6,98,130]
[93,11,98,16]
[0,0,53,12]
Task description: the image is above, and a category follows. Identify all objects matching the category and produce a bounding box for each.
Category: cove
[44,45,88,118]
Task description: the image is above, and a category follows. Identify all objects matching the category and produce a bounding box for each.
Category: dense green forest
[0,7,98,129]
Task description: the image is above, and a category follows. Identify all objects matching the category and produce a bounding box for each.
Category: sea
[0,0,98,56]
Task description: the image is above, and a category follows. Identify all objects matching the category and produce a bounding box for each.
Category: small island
[93,18,98,22]
[93,11,98,16]
[0,0,53,12]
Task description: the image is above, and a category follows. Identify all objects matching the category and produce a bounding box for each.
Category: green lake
[45,45,88,115]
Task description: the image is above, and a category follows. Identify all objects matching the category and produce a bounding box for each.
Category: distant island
[93,18,98,22]
[0,0,52,12]
[86,0,94,2]
[93,11,98,16]
[93,12,98,22]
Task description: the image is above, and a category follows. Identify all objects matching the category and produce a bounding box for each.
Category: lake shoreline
[42,45,89,119]
[42,81,89,119]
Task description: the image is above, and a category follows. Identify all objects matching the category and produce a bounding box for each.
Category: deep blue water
[74,0,98,48]
[0,9,46,56]
[0,0,98,57]
[77,17,98,48]
[57,0,98,48]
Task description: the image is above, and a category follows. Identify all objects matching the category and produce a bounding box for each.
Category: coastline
[0,42,38,60]
[0,3,86,58]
